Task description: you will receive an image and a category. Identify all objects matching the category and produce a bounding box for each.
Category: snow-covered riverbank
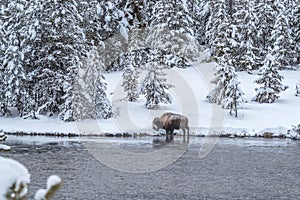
[0,63,299,138]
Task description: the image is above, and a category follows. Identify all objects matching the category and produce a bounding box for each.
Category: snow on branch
[35,175,62,200]
[0,157,62,200]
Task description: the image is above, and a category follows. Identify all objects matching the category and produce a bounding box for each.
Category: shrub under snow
[0,157,62,200]
[0,157,30,200]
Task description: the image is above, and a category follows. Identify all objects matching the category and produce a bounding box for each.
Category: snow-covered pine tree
[140,49,173,109]
[222,73,245,117]
[186,0,204,45]
[147,0,197,62]
[95,76,113,119]
[0,0,32,117]
[195,1,211,46]
[206,0,228,56]
[234,0,259,72]
[254,53,288,103]
[125,0,146,29]
[271,1,294,68]
[255,0,276,61]
[28,0,88,121]
[78,0,103,47]
[291,2,300,67]
[97,0,121,40]
[74,47,113,120]
[121,53,140,101]
[98,0,139,71]
[207,61,236,105]
[128,26,146,52]
[205,1,216,49]
[0,15,8,115]
[73,48,99,120]
[208,0,239,68]
[213,21,238,68]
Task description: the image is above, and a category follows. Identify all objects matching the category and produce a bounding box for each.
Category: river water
[1,136,300,200]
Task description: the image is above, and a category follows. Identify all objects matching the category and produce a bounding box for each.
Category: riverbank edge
[3,127,299,140]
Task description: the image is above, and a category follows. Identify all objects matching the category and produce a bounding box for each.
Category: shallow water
[1,136,300,199]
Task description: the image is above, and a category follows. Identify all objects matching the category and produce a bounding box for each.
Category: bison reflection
[152,112,189,142]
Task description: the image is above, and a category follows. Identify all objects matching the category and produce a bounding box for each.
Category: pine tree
[234,0,259,72]
[207,0,239,68]
[78,0,103,47]
[0,0,32,117]
[213,20,238,67]
[98,0,122,40]
[271,1,294,68]
[121,53,140,101]
[26,0,88,121]
[291,2,300,66]
[147,0,197,61]
[140,50,173,109]
[95,74,113,119]
[206,0,229,55]
[207,62,236,105]
[256,0,276,60]
[195,1,211,46]
[186,0,203,45]
[97,0,135,71]
[73,47,113,120]
[128,25,147,52]
[73,48,99,120]
[222,74,245,117]
[254,53,288,103]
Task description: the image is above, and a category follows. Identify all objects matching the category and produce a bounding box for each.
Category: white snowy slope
[0,62,299,137]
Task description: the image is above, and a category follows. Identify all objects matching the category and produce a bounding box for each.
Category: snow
[35,175,62,200]
[0,62,299,137]
[47,175,62,188]
[0,157,30,199]
[34,189,47,200]
[0,144,11,151]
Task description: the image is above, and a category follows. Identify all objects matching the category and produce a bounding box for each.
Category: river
[1,136,300,199]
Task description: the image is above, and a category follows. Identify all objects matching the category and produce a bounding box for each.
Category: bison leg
[182,127,190,143]
[165,129,170,142]
[186,127,190,143]
[170,129,174,142]
[165,129,174,142]
[182,128,187,143]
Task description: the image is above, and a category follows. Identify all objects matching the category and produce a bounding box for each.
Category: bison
[152,112,189,142]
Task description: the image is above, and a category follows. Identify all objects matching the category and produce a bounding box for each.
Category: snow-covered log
[0,144,11,152]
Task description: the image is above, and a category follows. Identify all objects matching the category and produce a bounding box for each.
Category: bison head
[152,117,163,131]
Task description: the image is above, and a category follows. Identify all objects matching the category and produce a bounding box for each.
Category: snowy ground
[0,62,299,138]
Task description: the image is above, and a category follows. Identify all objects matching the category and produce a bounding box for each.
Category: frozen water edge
[3,134,298,148]
[1,126,296,140]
